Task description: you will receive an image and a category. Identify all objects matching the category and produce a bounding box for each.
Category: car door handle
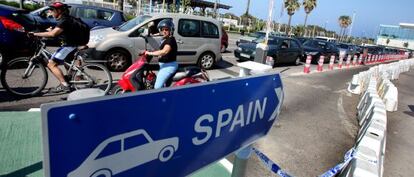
[177,40,184,44]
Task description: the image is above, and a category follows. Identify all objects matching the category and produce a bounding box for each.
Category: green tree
[338,15,352,42]
[302,0,317,36]
[284,0,301,35]
[182,0,191,13]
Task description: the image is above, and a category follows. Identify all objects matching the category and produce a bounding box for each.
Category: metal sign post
[254,0,275,64]
[41,73,284,177]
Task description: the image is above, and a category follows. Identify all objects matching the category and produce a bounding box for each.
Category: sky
[217,0,414,38]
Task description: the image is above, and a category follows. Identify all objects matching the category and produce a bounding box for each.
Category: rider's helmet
[157,19,175,34]
[48,2,70,10]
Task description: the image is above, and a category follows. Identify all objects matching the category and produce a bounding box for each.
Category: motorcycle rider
[144,19,178,89]
[29,2,78,93]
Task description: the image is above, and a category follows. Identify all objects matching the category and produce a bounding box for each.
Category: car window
[280,39,290,49]
[124,134,150,150]
[249,32,265,38]
[76,8,98,19]
[178,19,200,37]
[96,140,121,160]
[268,39,280,45]
[328,43,336,50]
[201,21,219,38]
[118,15,151,32]
[316,41,327,49]
[290,40,300,48]
[97,10,114,21]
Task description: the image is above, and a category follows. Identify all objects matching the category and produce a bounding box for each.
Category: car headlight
[252,51,256,55]
[237,47,242,51]
[305,52,318,55]
[89,35,104,44]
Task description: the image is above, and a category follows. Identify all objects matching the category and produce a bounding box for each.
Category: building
[376,23,414,50]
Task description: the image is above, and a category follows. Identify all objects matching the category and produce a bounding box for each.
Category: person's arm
[147,44,171,57]
[32,27,63,38]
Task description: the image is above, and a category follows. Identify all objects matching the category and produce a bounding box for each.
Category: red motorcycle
[110,36,210,94]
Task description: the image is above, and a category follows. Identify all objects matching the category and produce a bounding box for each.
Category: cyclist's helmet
[157,19,175,34]
[48,2,70,10]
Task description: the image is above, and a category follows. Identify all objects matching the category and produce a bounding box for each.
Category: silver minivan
[86,13,222,71]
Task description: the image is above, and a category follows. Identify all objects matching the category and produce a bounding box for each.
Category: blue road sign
[41,73,284,177]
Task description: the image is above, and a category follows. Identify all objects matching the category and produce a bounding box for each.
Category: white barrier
[340,58,414,177]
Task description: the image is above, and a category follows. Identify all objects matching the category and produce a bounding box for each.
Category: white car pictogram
[68,129,179,177]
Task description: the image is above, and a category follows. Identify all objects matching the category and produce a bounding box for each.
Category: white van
[86,13,222,71]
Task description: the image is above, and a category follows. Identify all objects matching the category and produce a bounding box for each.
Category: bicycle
[0,37,113,97]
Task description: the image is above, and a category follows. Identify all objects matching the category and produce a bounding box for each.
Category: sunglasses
[161,28,170,32]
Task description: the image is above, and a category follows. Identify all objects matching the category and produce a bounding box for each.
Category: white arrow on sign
[268,88,284,122]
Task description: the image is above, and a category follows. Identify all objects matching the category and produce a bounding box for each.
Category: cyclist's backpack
[71,17,90,46]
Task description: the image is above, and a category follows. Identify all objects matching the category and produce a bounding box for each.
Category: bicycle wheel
[1,57,48,96]
[71,63,112,94]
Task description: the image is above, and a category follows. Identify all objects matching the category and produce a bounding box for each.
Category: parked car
[234,37,303,67]
[0,4,38,66]
[221,28,228,52]
[295,37,311,44]
[30,4,126,30]
[86,13,222,71]
[302,39,339,63]
[336,43,358,58]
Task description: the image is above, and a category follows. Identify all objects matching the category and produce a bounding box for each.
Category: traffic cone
[329,55,335,70]
[303,55,312,73]
[317,56,324,72]
[338,55,344,69]
[346,55,351,68]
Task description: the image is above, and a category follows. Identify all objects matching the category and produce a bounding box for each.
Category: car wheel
[158,145,175,162]
[294,56,301,66]
[105,49,131,72]
[90,169,112,177]
[198,52,215,70]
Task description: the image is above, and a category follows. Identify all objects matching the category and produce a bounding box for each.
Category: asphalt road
[0,33,412,176]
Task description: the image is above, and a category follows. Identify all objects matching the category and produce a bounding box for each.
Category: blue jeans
[154,61,178,89]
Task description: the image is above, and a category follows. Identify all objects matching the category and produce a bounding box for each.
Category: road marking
[28,108,40,112]
[219,158,233,173]
[337,94,358,138]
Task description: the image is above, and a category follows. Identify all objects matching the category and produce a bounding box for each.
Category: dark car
[302,39,339,63]
[234,37,304,67]
[0,4,38,66]
[221,28,228,52]
[296,37,311,44]
[30,4,126,30]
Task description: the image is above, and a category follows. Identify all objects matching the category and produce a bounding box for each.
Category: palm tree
[245,0,251,15]
[284,0,300,35]
[338,15,351,42]
[302,0,317,36]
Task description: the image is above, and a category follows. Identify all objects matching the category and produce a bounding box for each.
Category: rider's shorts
[51,46,76,64]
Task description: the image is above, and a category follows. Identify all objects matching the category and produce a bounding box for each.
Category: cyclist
[29,2,79,93]
[144,19,178,89]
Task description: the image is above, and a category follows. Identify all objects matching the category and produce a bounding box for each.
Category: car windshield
[30,6,48,14]
[117,15,151,32]
[338,44,349,49]
[249,32,265,38]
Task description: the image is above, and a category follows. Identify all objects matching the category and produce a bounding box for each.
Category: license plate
[240,53,250,58]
